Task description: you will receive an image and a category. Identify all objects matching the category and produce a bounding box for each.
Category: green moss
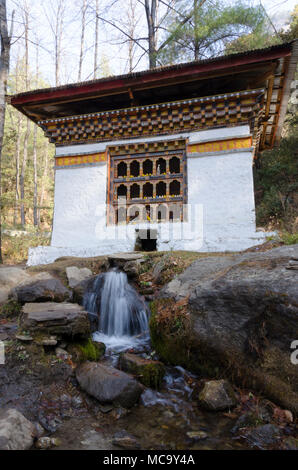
[68,337,105,363]
[0,300,22,319]
[141,361,165,389]
[120,351,165,389]
[149,300,223,378]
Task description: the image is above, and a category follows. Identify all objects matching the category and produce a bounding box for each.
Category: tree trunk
[193,0,200,60]
[93,0,99,78]
[78,0,87,81]
[144,0,158,69]
[20,4,30,229]
[14,112,21,226]
[33,124,38,226]
[20,119,30,228]
[13,56,21,226]
[0,0,11,263]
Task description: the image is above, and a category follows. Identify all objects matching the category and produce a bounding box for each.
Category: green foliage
[226,5,298,54]
[1,58,55,236]
[68,338,106,363]
[2,232,50,264]
[254,136,298,230]
[0,300,22,319]
[280,6,298,42]
[159,0,267,64]
[280,232,298,245]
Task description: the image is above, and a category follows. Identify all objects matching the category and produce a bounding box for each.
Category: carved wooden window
[107,139,187,225]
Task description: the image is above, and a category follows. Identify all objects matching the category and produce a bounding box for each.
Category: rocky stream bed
[0,246,297,451]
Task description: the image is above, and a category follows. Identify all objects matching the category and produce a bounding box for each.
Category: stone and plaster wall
[28,125,271,265]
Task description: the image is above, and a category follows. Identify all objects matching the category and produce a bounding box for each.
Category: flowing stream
[83,269,150,352]
[79,269,248,450]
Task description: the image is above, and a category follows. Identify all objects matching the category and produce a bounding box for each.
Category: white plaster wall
[51,163,107,247]
[187,150,257,251]
[27,125,274,265]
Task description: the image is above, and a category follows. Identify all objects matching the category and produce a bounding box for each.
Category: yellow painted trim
[187,137,252,154]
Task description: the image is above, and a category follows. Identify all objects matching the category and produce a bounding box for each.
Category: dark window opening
[117,161,127,177]
[169,204,181,221]
[156,158,166,175]
[169,157,180,174]
[130,183,140,199]
[143,159,153,175]
[139,229,157,251]
[156,181,166,197]
[143,182,153,198]
[130,160,140,177]
[157,204,167,222]
[117,184,127,198]
[170,180,180,196]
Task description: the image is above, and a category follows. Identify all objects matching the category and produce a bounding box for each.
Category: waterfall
[83,269,149,351]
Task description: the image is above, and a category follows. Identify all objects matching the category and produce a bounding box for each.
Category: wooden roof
[10,40,298,151]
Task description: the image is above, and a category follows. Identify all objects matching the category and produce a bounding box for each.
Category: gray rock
[10,272,71,304]
[76,361,143,408]
[156,245,298,413]
[123,260,141,277]
[15,334,33,342]
[198,380,237,411]
[0,408,35,450]
[20,302,90,339]
[35,437,60,449]
[112,430,140,449]
[108,253,144,263]
[243,424,282,449]
[66,266,93,288]
[55,347,70,359]
[186,431,208,441]
[152,255,169,283]
[37,336,58,346]
[107,253,144,273]
[0,267,30,305]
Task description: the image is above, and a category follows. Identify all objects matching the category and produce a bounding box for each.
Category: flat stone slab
[21,302,90,338]
[108,253,145,262]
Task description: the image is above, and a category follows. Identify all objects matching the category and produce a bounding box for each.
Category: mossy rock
[149,300,222,378]
[67,338,105,363]
[119,352,165,389]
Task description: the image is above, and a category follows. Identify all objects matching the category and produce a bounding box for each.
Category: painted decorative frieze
[41,89,264,146]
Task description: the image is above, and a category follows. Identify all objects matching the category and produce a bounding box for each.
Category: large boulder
[66,266,93,288]
[151,245,298,413]
[119,352,165,389]
[20,302,90,339]
[76,361,143,408]
[10,272,71,304]
[0,267,30,305]
[0,408,35,450]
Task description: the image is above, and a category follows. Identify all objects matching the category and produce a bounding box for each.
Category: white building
[11,41,298,265]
